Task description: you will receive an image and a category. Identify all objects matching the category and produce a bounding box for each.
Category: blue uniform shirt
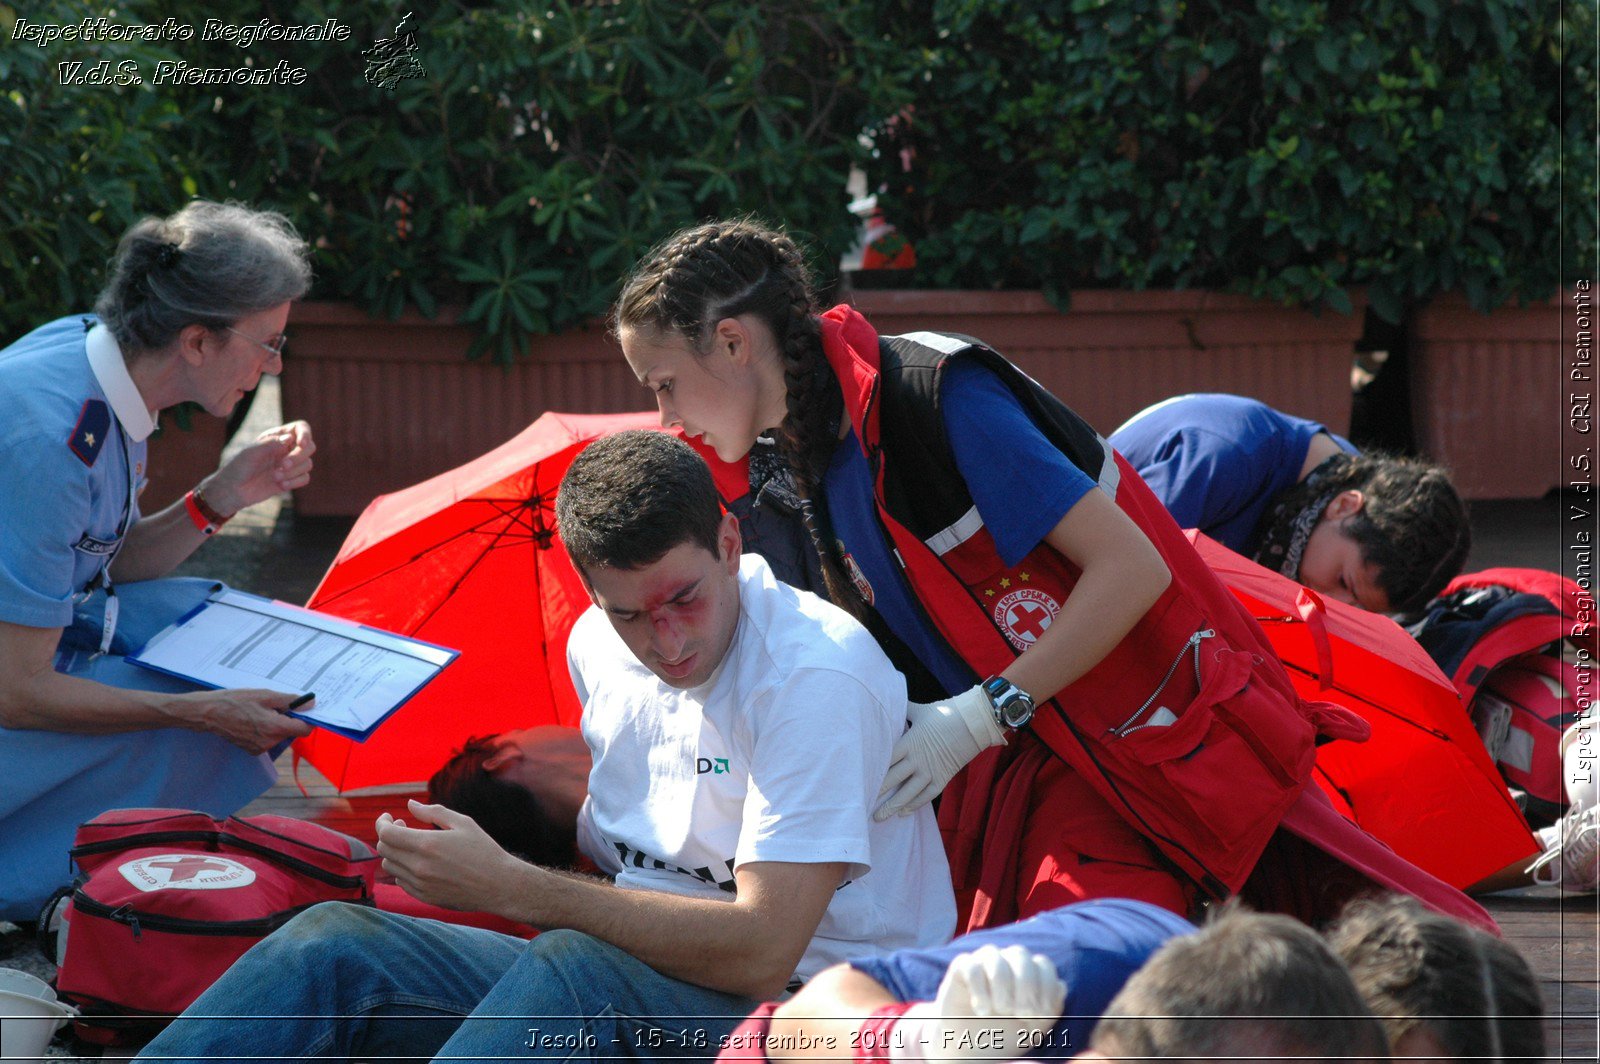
[822,358,1097,696]
[850,898,1194,1059]
[1109,393,1357,554]
[0,318,281,924]
[0,316,153,629]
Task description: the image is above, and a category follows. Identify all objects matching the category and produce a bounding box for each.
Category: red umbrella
[1189,532,1537,890]
[293,411,661,791]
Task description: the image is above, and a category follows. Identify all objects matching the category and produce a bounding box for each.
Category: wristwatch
[981,675,1036,730]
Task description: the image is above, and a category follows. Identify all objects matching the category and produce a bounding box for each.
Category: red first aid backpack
[1408,568,1597,826]
[53,808,379,1045]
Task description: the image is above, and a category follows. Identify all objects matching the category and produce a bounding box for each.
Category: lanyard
[87,420,137,657]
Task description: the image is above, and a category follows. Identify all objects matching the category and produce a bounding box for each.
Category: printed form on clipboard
[128,588,458,741]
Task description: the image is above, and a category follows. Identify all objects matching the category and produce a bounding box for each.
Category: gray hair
[93,200,311,356]
[1090,904,1390,1062]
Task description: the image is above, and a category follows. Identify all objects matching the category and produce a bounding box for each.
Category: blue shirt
[0,317,148,628]
[822,359,1097,696]
[849,898,1194,1060]
[1109,393,1357,554]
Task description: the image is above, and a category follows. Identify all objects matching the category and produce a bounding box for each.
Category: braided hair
[1252,451,1471,613]
[1329,895,1544,1061]
[616,220,864,614]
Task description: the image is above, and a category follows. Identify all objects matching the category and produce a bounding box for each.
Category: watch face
[1001,694,1035,727]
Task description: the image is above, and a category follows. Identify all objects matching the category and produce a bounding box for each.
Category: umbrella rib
[403,498,548,633]
[313,499,545,606]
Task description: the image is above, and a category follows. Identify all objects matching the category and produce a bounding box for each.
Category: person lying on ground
[427,726,591,868]
[0,200,316,923]
[719,898,1193,1063]
[1110,393,1469,614]
[136,429,954,1063]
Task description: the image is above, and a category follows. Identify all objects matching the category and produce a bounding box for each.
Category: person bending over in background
[1111,392,1469,614]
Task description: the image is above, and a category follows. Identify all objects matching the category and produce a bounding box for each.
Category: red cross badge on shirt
[992,587,1061,650]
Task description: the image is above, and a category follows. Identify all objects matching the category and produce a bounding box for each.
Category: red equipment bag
[1408,568,1597,826]
[1473,652,1585,816]
[54,808,379,1045]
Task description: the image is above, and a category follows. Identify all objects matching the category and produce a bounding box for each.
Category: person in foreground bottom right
[1329,894,1544,1061]
[1079,906,1388,1062]
[737,894,1543,1062]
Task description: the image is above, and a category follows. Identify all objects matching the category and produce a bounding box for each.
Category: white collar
[85,324,158,442]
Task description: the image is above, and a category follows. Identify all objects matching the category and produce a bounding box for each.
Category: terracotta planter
[141,413,231,512]
[282,303,642,516]
[847,289,1365,439]
[1409,291,1574,500]
[285,291,1366,516]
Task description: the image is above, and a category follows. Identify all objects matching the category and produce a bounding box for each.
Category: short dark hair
[1330,895,1544,1061]
[555,430,723,572]
[427,735,576,868]
[1091,904,1389,1061]
[1263,451,1470,613]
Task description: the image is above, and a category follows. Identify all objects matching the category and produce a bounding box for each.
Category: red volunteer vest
[817,306,1347,901]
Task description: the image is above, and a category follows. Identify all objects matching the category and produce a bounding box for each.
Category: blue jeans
[138,902,764,1062]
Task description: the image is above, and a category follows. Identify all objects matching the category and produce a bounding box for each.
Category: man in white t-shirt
[139,430,954,1063]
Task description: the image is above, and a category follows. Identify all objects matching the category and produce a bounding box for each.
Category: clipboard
[128,588,458,741]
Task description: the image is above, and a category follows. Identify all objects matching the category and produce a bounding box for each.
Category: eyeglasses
[225,326,288,358]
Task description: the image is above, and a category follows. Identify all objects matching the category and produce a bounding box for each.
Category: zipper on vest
[1110,628,1216,737]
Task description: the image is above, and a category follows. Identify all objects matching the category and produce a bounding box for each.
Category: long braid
[615,220,868,617]
[770,271,861,615]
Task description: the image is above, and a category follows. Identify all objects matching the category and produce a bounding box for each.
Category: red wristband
[854,1002,916,1063]
[183,490,219,535]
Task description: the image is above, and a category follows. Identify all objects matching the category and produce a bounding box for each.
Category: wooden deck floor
[244,752,1600,1060]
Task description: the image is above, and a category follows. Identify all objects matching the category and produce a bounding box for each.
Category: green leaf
[1314,39,1341,75]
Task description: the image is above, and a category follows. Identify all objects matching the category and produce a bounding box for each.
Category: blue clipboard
[127,589,459,743]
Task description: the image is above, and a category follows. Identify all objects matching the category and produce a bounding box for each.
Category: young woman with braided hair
[614,219,1493,933]
[1110,392,1471,614]
[1330,894,1544,1060]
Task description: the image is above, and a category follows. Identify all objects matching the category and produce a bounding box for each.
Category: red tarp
[1189,532,1538,890]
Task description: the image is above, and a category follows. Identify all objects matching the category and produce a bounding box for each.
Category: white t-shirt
[569,553,955,983]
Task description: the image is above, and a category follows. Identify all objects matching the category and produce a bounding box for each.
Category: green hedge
[2,0,1592,357]
[855,0,1596,320]
[0,0,895,360]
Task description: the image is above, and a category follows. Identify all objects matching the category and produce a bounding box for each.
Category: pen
[286,692,316,710]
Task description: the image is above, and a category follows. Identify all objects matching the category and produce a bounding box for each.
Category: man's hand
[875,686,1004,821]
[184,688,313,753]
[901,945,1067,1063]
[376,800,528,913]
[201,421,315,515]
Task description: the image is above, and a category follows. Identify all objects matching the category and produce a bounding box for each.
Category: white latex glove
[892,945,1068,1062]
[875,685,1006,821]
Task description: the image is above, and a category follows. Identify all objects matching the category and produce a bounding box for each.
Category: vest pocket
[1108,645,1301,851]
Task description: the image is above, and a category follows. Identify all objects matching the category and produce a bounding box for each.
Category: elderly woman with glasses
[0,201,319,922]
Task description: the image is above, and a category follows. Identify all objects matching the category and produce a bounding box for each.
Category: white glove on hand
[875,685,1006,821]
[892,945,1068,1063]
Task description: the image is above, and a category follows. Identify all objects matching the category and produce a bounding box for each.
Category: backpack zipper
[73,891,347,937]
[1110,628,1216,737]
[71,831,369,891]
